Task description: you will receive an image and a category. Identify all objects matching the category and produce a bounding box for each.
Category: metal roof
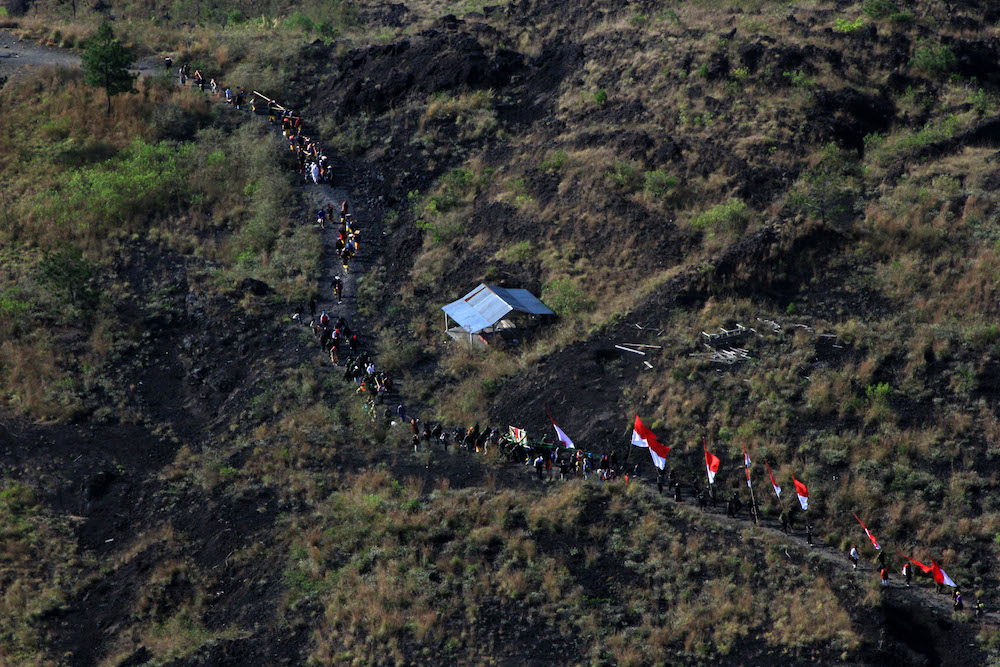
[442,284,555,334]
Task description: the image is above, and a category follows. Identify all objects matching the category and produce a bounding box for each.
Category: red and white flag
[765,460,781,499]
[704,438,720,485]
[743,442,752,489]
[631,416,670,470]
[509,426,527,444]
[793,476,808,511]
[896,551,932,574]
[548,415,575,449]
[931,559,957,588]
[852,512,881,550]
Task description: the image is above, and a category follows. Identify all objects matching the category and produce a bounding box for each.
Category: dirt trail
[0,28,80,74]
[680,498,988,620]
[283,89,986,641]
[6,55,983,663]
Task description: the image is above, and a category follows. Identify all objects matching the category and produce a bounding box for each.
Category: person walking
[331,275,343,304]
[954,590,964,611]
[396,403,406,423]
[849,546,860,570]
[902,562,912,587]
[880,567,889,588]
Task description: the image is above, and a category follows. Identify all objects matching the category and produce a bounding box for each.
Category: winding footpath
[9,42,991,648]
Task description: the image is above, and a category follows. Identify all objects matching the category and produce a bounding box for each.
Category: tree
[37,246,98,310]
[786,143,861,227]
[81,22,136,116]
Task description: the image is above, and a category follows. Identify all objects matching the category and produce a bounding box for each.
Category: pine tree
[81,22,136,116]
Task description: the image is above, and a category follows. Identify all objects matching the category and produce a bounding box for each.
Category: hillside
[2,0,1000,664]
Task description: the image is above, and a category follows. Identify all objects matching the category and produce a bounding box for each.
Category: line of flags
[542,413,961,589]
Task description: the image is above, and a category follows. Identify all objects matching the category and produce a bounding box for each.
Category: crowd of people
[176,64,985,622]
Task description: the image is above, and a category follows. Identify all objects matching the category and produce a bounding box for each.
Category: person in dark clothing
[673,482,682,502]
[902,562,912,587]
[331,275,343,303]
[806,524,814,545]
[534,455,545,480]
[780,512,789,534]
[309,298,316,318]
[656,469,664,495]
[696,491,708,510]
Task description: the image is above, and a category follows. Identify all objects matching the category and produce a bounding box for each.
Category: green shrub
[783,70,813,90]
[833,17,865,33]
[910,40,956,76]
[593,89,608,105]
[607,160,641,192]
[690,199,749,234]
[862,0,896,19]
[969,88,996,116]
[865,382,891,404]
[543,279,592,316]
[37,246,98,309]
[643,170,678,200]
[0,290,31,319]
[538,150,567,172]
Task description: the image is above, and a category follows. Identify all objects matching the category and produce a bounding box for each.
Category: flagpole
[703,437,712,488]
[745,443,759,525]
[766,459,787,513]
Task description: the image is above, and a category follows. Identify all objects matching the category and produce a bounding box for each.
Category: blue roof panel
[442,284,554,333]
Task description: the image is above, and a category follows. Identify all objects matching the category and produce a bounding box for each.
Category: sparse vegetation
[5,0,1000,664]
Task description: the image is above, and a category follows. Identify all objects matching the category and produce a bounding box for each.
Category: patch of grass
[376,329,422,374]
[538,150,567,172]
[496,240,534,264]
